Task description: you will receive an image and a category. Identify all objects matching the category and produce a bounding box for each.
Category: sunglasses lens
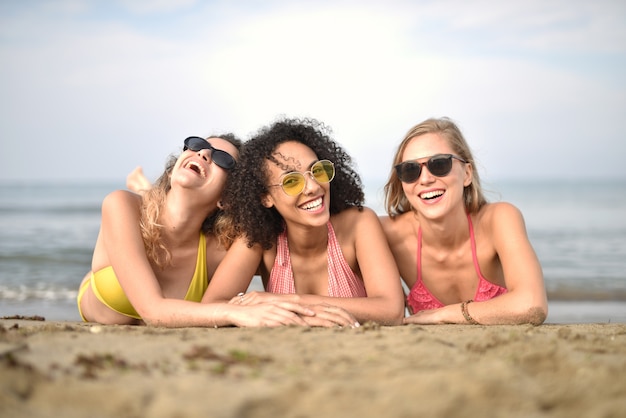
[211,150,236,170]
[312,160,335,183]
[427,155,453,176]
[396,162,422,183]
[183,137,235,170]
[281,173,306,196]
[184,137,208,151]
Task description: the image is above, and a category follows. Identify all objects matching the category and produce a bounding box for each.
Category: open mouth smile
[299,196,323,211]
[185,161,206,178]
[419,190,444,200]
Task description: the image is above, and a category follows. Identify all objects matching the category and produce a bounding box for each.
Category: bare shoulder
[477,202,526,232]
[379,212,414,244]
[332,206,379,228]
[102,189,141,211]
[480,201,523,220]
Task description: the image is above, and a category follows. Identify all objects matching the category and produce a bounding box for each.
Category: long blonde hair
[384,117,487,217]
[140,134,242,268]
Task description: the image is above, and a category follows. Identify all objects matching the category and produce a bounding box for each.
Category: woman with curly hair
[205,118,405,327]
[77,134,316,327]
[381,117,548,325]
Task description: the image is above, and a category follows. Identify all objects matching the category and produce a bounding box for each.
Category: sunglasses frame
[183,136,236,170]
[395,153,467,183]
[269,159,335,196]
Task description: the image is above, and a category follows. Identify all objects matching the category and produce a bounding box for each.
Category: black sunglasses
[395,154,467,183]
[183,136,236,170]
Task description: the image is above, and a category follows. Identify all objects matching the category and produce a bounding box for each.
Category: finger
[321,305,358,325]
[261,309,310,327]
[276,302,315,317]
[308,309,354,327]
[301,316,343,328]
[314,305,359,327]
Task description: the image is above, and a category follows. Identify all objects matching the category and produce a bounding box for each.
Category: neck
[284,221,328,256]
[160,188,217,242]
[416,207,469,248]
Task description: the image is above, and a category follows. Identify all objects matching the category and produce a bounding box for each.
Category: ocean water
[1,179,625,323]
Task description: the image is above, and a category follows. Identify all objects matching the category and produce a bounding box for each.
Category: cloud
[0,0,624,183]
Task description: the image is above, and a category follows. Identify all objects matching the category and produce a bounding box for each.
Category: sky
[1,0,625,190]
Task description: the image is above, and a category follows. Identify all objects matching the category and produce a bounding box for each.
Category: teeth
[420,190,444,200]
[186,161,205,177]
[300,197,323,210]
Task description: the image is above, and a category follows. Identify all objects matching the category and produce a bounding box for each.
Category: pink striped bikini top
[406,213,507,313]
[267,222,367,297]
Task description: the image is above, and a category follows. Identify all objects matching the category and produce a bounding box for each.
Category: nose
[197,148,212,163]
[302,172,320,195]
[418,164,435,184]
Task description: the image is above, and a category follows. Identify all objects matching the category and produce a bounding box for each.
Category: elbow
[524,293,549,325]
[526,304,548,326]
[511,302,547,326]
[382,303,406,326]
[137,305,172,328]
[140,312,165,327]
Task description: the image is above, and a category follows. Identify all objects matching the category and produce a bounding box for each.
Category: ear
[217,200,224,210]
[261,193,274,208]
[463,162,473,187]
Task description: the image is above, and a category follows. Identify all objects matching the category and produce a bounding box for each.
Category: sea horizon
[1,178,625,323]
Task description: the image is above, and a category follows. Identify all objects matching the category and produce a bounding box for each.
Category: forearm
[409,292,548,325]
[464,291,548,325]
[139,299,233,328]
[295,294,405,326]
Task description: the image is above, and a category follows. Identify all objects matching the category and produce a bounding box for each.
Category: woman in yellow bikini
[77,134,317,327]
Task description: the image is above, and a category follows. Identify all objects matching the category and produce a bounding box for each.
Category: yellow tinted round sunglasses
[269,160,335,196]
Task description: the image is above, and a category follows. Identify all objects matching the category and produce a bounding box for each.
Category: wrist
[461,300,480,325]
[211,304,234,328]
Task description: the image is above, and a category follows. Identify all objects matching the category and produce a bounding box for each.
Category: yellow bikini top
[90,233,208,319]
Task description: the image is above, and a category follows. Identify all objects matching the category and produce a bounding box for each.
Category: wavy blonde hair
[140,134,242,268]
[384,117,487,217]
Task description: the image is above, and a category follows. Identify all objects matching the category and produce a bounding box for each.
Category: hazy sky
[1,0,625,187]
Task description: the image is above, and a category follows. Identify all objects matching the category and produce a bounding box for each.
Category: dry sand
[1,319,625,418]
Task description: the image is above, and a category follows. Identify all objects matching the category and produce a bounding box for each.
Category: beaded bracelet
[461,300,480,325]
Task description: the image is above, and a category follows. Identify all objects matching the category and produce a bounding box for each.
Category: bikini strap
[416,226,422,283]
[467,213,484,279]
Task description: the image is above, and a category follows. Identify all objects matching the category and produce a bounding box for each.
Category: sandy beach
[1,319,625,418]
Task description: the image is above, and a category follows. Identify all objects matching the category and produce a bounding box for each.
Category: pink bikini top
[406,213,507,313]
[267,222,367,297]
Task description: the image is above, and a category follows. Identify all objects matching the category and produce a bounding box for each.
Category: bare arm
[202,237,262,303]
[404,203,548,325]
[206,237,359,328]
[98,191,314,327]
[238,208,406,325]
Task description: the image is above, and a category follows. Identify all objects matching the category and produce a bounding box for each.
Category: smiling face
[400,133,472,220]
[171,136,239,203]
[262,141,331,228]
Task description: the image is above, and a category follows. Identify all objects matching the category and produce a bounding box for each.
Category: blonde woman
[77,134,315,327]
[381,117,548,325]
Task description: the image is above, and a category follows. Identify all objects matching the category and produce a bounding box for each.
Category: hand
[299,304,360,328]
[229,291,296,306]
[229,302,315,327]
[403,308,446,325]
[126,166,152,194]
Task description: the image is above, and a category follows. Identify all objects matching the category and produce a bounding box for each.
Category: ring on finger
[237,292,245,304]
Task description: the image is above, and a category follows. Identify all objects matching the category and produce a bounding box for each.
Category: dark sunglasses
[395,154,467,183]
[269,160,335,196]
[183,136,236,170]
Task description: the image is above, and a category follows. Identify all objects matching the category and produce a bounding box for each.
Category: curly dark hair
[223,117,364,250]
